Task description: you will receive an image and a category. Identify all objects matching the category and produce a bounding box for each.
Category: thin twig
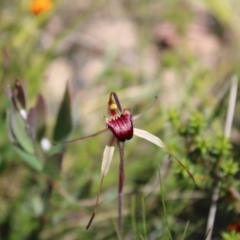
[205,75,238,240]
[205,182,221,240]
[224,76,238,138]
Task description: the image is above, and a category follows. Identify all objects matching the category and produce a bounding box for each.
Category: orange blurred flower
[227,219,240,232]
[30,0,52,15]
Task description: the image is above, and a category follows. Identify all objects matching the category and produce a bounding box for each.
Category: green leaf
[26,95,46,140]
[53,84,72,142]
[8,105,34,154]
[26,107,37,139]
[13,145,43,171]
[35,94,46,140]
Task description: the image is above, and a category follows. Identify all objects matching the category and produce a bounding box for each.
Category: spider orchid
[58,92,194,234]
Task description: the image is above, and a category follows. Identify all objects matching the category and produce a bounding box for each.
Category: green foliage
[168,110,238,188]
[1,0,240,239]
[221,159,238,176]
[221,231,240,240]
[7,80,72,176]
[3,80,72,239]
[53,85,72,142]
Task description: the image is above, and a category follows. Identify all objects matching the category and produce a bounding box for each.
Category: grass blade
[158,165,173,240]
[131,195,138,240]
[112,219,122,240]
[141,196,147,240]
[180,221,190,240]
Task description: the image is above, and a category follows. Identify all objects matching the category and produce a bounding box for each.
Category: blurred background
[1,0,240,239]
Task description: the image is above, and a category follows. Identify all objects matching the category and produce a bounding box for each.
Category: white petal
[101,145,115,176]
[20,109,27,120]
[133,128,166,148]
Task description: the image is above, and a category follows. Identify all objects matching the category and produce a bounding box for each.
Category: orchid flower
[58,92,194,234]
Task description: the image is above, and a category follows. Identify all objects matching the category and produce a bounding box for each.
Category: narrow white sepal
[133,128,166,148]
[101,145,115,176]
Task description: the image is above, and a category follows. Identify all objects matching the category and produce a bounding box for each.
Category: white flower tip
[41,138,51,152]
[20,109,27,120]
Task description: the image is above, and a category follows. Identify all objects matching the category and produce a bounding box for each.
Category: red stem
[117,141,125,235]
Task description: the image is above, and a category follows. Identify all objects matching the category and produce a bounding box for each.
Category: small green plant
[167,107,239,238]
[7,80,72,174]
[4,80,72,239]
[221,231,240,240]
